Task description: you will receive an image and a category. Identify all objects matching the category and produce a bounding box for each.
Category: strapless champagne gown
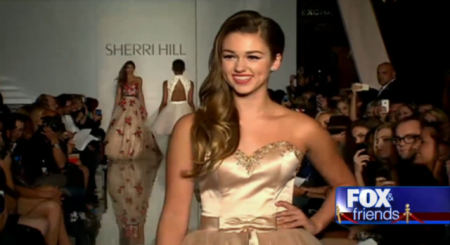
[182,141,321,245]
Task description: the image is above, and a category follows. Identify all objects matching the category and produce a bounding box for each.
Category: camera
[355,143,368,155]
[39,116,65,133]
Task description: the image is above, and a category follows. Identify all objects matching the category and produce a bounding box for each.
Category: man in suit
[376,62,406,102]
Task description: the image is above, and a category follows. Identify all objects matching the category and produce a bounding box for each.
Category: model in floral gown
[105,60,162,161]
[105,60,163,245]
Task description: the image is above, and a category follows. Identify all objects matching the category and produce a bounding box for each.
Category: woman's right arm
[156,114,195,245]
[114,86,122,110]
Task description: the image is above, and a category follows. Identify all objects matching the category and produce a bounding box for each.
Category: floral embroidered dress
[105,83,162,161]
[104,83,163,242]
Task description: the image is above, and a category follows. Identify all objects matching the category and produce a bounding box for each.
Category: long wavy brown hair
[187,11,285,177]
[116,60,135,87]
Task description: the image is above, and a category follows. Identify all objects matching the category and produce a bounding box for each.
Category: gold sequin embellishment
[234,141,303,174]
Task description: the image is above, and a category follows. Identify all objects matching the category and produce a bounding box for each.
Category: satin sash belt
[200,215,277,245]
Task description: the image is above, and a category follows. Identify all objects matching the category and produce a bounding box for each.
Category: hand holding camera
[41,127,59,144]
[38,116,64,144]
[93,109,102,122]
[353,149,370,174]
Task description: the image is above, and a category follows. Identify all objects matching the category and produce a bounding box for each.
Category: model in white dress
[152,75,194,135]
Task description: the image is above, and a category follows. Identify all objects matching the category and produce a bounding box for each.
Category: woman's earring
[270,67,275,72]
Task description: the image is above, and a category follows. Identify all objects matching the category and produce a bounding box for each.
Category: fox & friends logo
[345,188,399,221]
[337,187,450,225]
[335,187,429,225]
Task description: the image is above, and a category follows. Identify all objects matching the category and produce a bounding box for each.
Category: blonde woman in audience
[315,110,340,128]
[422,108,449,124]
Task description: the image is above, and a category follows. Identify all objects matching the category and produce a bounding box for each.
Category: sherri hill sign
[105,43,186,56]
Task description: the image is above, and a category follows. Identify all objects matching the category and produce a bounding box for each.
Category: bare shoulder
[285,109,317,128]
[136,77,143,83]
[172,113,195,136]
[285,110,324,144]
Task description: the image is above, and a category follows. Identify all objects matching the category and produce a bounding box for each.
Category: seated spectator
[0,166,48,245]
[35,94,58,111]
[0,114,72,245]
[56,94,79,133]
[70,95,104,140]
[17,105,41,140]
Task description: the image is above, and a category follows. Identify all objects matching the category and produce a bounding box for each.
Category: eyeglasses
[392,135,421,145]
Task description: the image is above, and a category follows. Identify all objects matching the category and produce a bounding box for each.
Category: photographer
[71,95,102,131]
[21,110,68,185]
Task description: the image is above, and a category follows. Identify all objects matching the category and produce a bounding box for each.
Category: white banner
[337,0,390,89]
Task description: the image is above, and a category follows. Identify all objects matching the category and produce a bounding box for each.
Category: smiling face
[221,32,281,96]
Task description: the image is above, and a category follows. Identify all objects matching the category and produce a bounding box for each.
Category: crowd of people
[268,62,450,244]
[0,93,104,245]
